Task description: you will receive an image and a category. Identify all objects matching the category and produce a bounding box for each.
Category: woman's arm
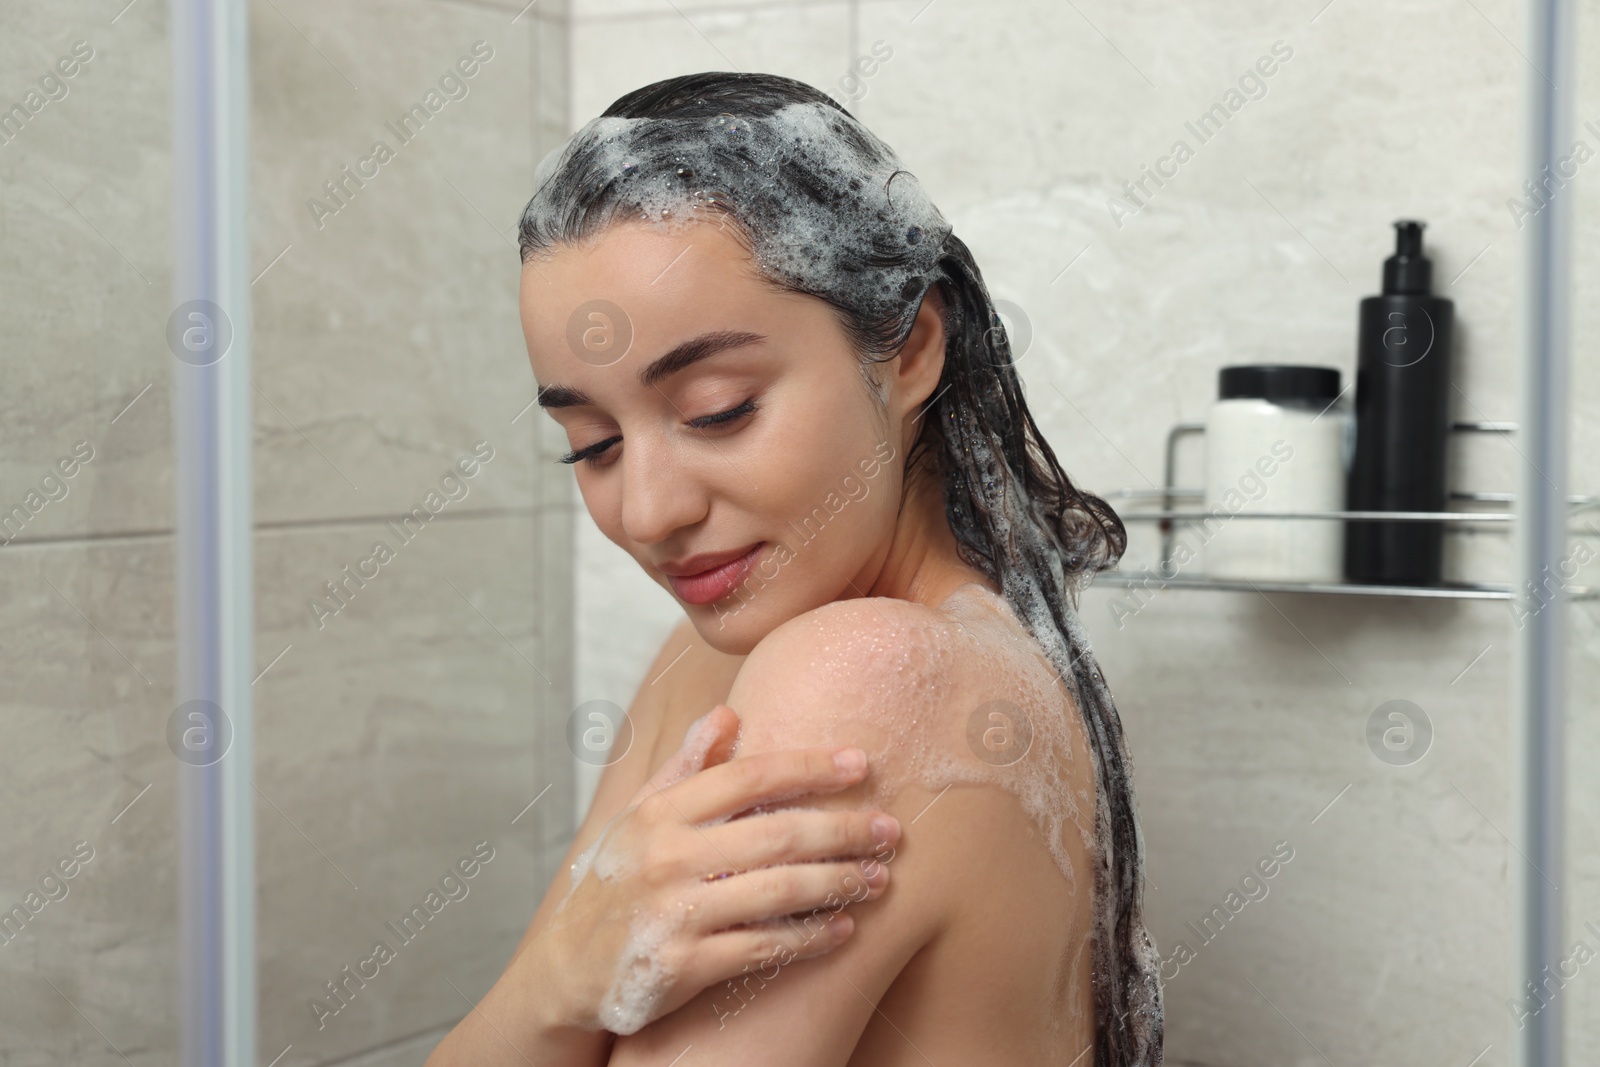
[607,599,969,1067]
[430,620,893,1065]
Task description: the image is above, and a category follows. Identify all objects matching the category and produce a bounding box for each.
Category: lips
[662,542,764,606]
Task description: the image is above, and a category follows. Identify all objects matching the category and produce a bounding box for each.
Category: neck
[860,461,997,609]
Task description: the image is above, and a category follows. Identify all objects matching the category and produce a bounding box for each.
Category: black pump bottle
[1344,220,1455,585]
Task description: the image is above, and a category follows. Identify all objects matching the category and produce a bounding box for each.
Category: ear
[887,283,948,418]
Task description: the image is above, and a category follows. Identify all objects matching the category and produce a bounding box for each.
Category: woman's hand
[535,703,901,1037]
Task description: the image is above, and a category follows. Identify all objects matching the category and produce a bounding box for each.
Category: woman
[428,72,1162,1066]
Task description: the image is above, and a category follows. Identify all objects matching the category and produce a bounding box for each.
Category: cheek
[839,467,902,548]
[776,376,886,499]
[774,417,899,557]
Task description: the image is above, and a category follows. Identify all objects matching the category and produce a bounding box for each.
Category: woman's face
[520,217,943,655]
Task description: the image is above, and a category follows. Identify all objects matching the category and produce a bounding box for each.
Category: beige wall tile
[570,2,851,122]
[253,514,562,1062]
[574,0,840,22]
[0,533,176,1066]
[0,512,568,1065]
[0,3,175,542]
[250,0,546,527]
[0,0,556,541]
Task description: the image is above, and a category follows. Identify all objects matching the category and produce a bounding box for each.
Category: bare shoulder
[727,588,1070,768]
[724,595,965,765]
[727,586,1096,886]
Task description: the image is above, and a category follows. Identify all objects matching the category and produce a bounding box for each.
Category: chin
[684,598,777,657]
[670,548,861,655]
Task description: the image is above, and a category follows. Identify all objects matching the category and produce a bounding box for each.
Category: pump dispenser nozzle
[1382,219,1432,295]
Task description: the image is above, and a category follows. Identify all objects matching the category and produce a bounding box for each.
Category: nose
[618,432,709,546]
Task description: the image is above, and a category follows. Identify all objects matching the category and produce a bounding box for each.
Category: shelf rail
[1098,419,1599,599]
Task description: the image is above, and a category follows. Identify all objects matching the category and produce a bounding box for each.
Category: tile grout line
[0,505,558,553]
[573,0,863,26]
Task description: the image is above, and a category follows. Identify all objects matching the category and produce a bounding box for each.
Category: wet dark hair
[518,72,1161,1067]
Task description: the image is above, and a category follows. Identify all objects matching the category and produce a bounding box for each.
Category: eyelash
[558,398,760,467]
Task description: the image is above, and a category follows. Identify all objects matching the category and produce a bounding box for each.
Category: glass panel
[1,5,185,1065]
[1,2,569,1065]
[244,4,570,1064]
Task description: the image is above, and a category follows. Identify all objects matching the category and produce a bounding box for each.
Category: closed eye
[557,398,759,467]
[688,397,758,430]
[558,434,621,466]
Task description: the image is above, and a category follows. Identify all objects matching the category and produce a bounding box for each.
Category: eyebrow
[536,329,767,409]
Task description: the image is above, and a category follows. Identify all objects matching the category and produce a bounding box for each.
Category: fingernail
[870,815,899,844]
[834,747,866,774]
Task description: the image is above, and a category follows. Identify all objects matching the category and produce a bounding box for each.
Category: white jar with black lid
[1200,364,1352,583]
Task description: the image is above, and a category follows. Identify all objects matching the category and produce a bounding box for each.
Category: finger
[654,744,871,828]
[672,910,860,1013]
[692,912,858,995]
[696,704,741,769]
[689,857,889,936]
[699,806,900,873]
[632,704,741,805]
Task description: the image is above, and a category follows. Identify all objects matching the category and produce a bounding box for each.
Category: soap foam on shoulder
[724,593,1097,891]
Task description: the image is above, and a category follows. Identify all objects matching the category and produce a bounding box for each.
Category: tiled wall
[566,1,1600,1064]
[1,2,573,1065]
